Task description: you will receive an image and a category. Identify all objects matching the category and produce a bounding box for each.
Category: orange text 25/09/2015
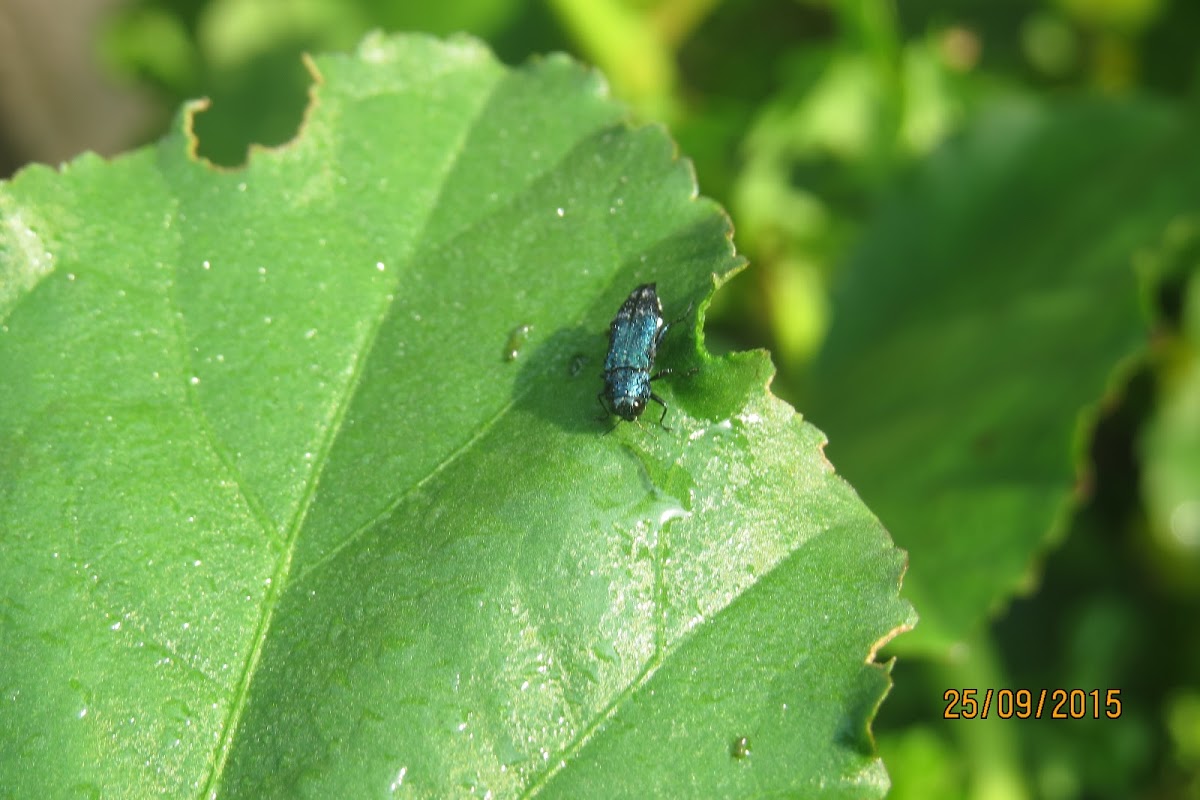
[942,688,1122,720]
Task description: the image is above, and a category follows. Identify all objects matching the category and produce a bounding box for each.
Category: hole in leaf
[189,45,312,167]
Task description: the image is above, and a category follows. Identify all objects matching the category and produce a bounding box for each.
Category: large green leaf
[807,98,1200,652]
[0,33,912,797]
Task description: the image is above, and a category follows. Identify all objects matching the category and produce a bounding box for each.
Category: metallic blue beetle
[598,283,686,428]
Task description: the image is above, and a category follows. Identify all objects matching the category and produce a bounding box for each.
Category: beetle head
[615,396,645,421]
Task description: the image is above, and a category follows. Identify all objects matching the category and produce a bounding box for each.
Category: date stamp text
[943,689,1122,720]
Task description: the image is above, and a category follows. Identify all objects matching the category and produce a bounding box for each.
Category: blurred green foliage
[80,0,1200,796]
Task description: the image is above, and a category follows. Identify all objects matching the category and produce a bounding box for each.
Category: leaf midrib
[196,62,507,796]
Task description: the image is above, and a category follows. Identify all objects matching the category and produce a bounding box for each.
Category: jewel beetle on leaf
[597,283,692,430]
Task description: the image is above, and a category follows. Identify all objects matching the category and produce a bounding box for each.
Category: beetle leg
[649,392,671,431]
[596,390,612,421]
